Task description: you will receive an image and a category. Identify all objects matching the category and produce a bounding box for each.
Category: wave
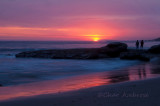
[0,48,45,56]
[0,48,43,52]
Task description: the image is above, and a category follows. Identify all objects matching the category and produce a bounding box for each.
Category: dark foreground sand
[0,77,160,106]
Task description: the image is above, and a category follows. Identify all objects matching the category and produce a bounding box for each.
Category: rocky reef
[148,44,160,54]
[16,42,127,59]
[120,44,160,61]
[120,49,151,61]
[16,42,160,61]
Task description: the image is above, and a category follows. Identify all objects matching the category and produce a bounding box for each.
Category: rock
[82,53,99,59]
[120,52,150,61]
[0,84,2,87]
[16,48,101,59]
[148,44,160,54]
[98,54,110,58]
[106,42,127,48]
[16,42,128,59]
[101,42,128,57]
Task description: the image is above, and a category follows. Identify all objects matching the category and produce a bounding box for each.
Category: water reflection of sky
[0,59,160,101]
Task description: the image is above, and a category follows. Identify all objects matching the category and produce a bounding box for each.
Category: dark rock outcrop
[148,44,160,54]
[100,42,128,57]
[120,50,150,61]
[0,84,2,87]
[16,42,127,59]
[16,48,101,59]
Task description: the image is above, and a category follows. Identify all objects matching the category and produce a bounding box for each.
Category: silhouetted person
[141,40,144,49]
[136,40,139,49]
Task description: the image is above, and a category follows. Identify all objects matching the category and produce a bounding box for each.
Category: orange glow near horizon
[93,37,100,42]
[84,34,102,41]
[0,26,115,41]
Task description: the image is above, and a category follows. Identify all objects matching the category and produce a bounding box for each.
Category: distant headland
[153,37,160,41]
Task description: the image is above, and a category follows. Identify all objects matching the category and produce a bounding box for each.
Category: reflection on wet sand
[102,61,160,84]
[108,73,129,83]
[0,60,160,101]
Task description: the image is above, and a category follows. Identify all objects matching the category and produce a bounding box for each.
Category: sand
[0,77,160,106]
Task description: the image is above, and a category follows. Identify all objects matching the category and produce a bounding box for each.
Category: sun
[93,38,100,42]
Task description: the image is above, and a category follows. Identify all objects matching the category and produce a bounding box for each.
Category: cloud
[0,0,160,40]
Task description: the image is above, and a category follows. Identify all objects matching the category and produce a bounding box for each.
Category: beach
[0,56,160,106]
[0,76,160,106]
[0,41,160,106]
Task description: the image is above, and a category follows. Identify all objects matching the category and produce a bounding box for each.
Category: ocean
[0,41,160,86]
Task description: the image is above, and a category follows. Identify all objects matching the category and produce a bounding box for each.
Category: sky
[0,0,160,41]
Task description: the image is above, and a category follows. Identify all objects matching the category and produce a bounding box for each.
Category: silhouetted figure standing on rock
[136,40,139,49]
[141,40,144,49]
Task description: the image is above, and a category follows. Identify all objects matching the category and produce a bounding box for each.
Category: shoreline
[0,58,160,105]
[0,77,160,106]
[0,57,141,87]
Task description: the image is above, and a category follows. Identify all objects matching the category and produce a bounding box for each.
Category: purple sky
[0,0,160,41]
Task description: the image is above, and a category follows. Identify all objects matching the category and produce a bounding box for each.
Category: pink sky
[0,0,160,41]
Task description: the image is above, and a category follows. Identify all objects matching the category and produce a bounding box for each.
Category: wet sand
[0,77,160,106]
[0,58,160,106]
